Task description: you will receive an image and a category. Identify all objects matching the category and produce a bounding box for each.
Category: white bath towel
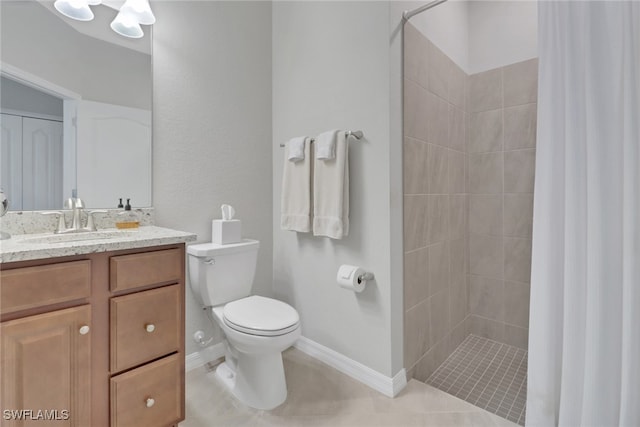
[281,137,312,232]
[313,131,349,239]
[287,136,307,162]
[315,130,338,160]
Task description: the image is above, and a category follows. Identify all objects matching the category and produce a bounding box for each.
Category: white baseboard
[294,336,407,398]
[185,336,407,398]
[185,352,202,372]
[185,342,226,372]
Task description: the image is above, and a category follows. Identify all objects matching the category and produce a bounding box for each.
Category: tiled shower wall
[403,22,537,380]
[466,59,537,350]
[403,23,468,381]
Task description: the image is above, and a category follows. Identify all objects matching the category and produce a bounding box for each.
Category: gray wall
[272,1,403,378]
[466,59,537,350]
[402,23,469,381]
[152,1,273,356]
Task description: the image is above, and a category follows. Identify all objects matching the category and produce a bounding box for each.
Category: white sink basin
[19,230,137,244]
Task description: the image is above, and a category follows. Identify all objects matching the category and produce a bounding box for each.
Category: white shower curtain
[527,1,640,426]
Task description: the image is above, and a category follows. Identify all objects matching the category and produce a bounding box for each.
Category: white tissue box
[212,219,241,244]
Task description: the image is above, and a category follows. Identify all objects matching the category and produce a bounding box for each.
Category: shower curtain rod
[403,0,449,21]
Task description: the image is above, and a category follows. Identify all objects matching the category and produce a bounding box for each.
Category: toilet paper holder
[337,265,374,292]
[357,272,374,284]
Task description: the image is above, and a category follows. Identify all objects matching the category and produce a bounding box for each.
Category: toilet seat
[223,295,300,337]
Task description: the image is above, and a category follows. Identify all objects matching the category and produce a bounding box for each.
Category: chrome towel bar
[279,130,363,147]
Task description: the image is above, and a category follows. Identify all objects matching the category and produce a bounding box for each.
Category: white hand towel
[315,130,339,160]
[281,137,312,232]
[287,136,307,162]
[313,131,349,239]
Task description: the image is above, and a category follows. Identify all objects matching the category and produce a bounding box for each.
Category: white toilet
[187,239,301,410]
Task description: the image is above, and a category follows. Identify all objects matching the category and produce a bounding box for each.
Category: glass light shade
[54,0,95,21]
[119,0,155,25]
[110,11,144,38]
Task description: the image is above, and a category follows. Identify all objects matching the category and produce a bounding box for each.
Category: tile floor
[427,335,527,425]
[180,347,519,427]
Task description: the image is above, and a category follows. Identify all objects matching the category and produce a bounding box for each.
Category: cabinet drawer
[110,285,181,372]
[1,260,91,315]
[110,248,182,292]
[110,354,183,427]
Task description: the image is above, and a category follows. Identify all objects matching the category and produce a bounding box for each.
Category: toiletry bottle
[117,198,124,208]
[116,199,139,229]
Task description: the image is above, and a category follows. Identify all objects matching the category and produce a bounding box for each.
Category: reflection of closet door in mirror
[0,114,23,210]
[76,100,151,208]
[22,117,63,210]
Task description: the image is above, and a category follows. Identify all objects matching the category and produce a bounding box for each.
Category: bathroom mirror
[0,0,152,211]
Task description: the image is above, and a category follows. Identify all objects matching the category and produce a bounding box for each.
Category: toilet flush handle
[204,258,215,265]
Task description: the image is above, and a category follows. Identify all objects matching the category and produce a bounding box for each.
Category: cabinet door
[1,305,91,426]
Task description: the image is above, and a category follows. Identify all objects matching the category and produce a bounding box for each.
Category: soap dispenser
[116,199,139,229]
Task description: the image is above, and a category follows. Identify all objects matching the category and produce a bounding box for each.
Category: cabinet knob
[79,325,90,335]
[146,398,155,408]
[145,324,155,333]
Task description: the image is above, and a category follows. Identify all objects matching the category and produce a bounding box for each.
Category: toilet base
[215,362,237,391]
[215,351,287,410]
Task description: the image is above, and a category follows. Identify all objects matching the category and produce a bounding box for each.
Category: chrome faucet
[64,197,83,230]
[42,197,107,234]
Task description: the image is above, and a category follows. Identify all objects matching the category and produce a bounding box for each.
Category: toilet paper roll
[337,264,366,292]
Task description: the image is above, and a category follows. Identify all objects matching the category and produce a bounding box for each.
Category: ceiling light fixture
[119,0,155,25]
[54,0,102,21]
[53,0,155,39]
[110,10,144,39]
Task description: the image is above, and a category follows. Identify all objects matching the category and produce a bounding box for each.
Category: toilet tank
[187,239,259,307]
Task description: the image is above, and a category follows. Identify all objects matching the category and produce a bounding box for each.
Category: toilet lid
[223,295,300,337]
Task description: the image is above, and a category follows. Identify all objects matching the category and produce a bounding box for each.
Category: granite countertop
[0,226,197,264]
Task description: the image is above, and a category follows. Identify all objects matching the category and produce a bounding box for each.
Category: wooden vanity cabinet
[0,244,185,427]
